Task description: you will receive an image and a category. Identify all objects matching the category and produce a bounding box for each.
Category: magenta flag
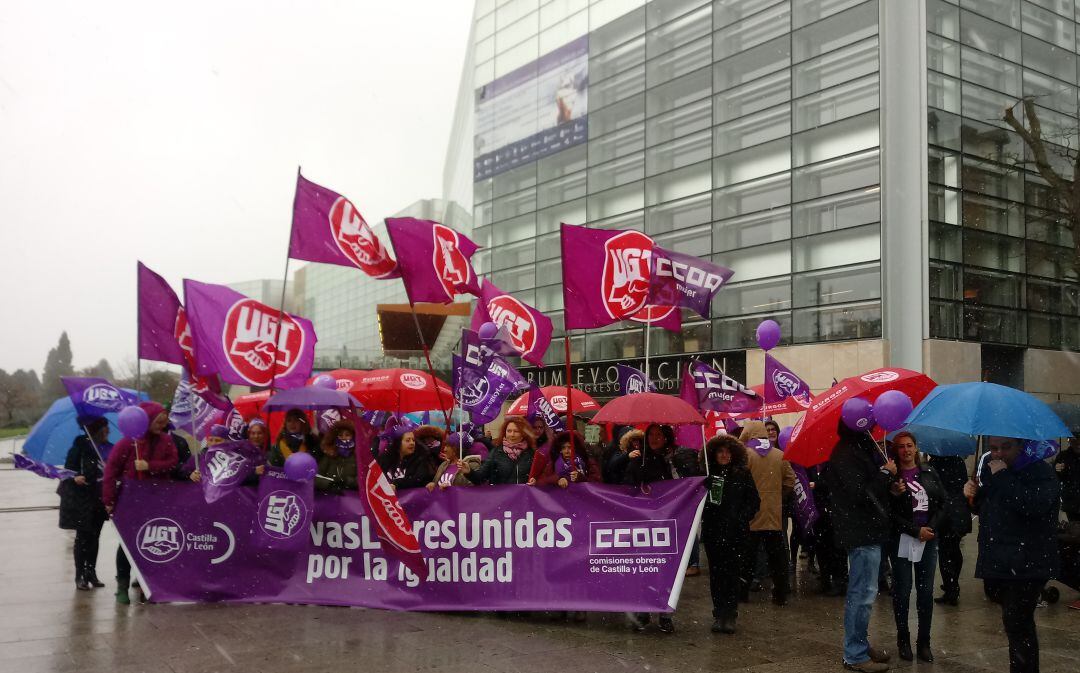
[764,354,813,409]
[687,359,762,415]
[289,173,400,279]
[182,280,317,389]
[137,262,186,366]
[470,279,552,366]
[646,246,733,319]
[384,218,481,304]
[560,223,681,332]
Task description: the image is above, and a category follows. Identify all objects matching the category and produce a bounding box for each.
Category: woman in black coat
[927,454,972,605]
[377,426,436,491]
[58,417,110,590]
[701,435,760,635]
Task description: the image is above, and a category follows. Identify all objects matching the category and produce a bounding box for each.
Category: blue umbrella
[903,382,1072,441]
[887,425,978,457]
[23,389,147,467]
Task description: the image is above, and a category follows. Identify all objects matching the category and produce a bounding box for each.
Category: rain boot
[897,631,913,662]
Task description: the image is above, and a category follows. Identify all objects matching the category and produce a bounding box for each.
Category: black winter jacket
[1055,447,1080,514]
[928,455,973,537]
[57,436,107,531]
[700,464,759,544]
[888,464,946,539]
[467,445,535,485]
[624,448,678,486]
[975,459,1061,581]
[820,425,893,550]
[377,451,435,490]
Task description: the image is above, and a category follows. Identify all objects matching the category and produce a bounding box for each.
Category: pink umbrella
[592,392,705,426]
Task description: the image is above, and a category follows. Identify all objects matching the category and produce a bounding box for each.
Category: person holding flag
[377,425,436,492]
[463,417,536,485]
[531,431,599,488]
[316,420,359,495]
[58,416,110,591]
[426,432,479,491]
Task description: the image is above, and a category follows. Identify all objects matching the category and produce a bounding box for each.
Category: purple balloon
[778,426,794,451]
[117,405,149,439]
[873,390,913,431]
[283,451,318,482]
[756,319,782,351]
[478,321,499,340]
[312,374,337,390]
[841,397,875,432]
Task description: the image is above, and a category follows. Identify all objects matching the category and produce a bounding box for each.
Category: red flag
[384,218,481,304]
[346,411,427,581]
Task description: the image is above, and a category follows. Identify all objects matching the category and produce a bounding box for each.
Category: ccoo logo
[329,197,398,278]
[432,224,472,301]
[486,295,536,356]
[221,299,305,386]
[137,517,184,563]
[601,230,676,324]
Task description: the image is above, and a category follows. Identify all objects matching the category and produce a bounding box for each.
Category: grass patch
[0,427,30,439]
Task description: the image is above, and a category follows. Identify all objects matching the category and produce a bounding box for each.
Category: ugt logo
[83,384,123,411]
[206,449,245,485]
[861,370,900,383]
[329,197,398,278]
[625,375,646,395]
[221,299,305,386]
[137,517,184,563]
[259,491,306,539]
[432,224,472,301]
[601,231,676,324]
[399,372,427,390]
[486,295,536,356]
[772,371,809,405]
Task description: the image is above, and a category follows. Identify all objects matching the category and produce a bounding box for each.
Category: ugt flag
[616,363,655,396]
[62,377,140,418]
[385,218,481,303]
[289,173,400,279]
[471,279,552,366]
[686,360,761,415]
[198,440,264,504]
[183,280,317,389]
[764,354,812,409]
[526,382,566,431]
[138,262,186,366]
[454,342,527,425]
[560,223,681,332]
[646,246,733,319]
[169,371,229,442]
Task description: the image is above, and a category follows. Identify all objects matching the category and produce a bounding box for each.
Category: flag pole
[135,261,142,398]
[270,166,301,394]
[564,334,574,439]
[643,316,652,383]
[406,302,453,430]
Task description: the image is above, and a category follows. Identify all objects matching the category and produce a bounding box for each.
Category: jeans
[937,535,964,599]
[704,534,744,619]
[890,538,937,643]
[843,544,882,665]
[984,579,1044,673]
[741,530,790,600]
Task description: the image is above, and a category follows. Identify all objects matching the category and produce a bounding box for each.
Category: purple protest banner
[646,246,733,319]
[384,218,481,303]
[764,354,812,409]
[560,223,681,332]
[110,476,705,610]
[526,382,566,432]
[747,438,773,458]
[183,279,317,389]
[14,453,77,480]
[790,463,819,537]
[687,360,762,415]
[616,363,655,396]
[289,173,400,279]
[61,377,140,418]
[471,279,552,366]
[198,441,263,504]
[253,468,315,552]
[138,262,187,366]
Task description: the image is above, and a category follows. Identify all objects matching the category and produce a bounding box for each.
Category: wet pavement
[1,465,1077,673]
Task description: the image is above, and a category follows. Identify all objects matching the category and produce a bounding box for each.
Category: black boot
[897,633,913,662]
[75,568,91,591]
[916,640,934,663]
[85,565,105,588]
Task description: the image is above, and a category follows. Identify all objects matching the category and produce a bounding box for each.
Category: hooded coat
[604,429,643,485]
[819,421,893,550]
[740,421,795,532]
[974,458,1061,581]
[700,451,760,544]
[102,402,179,509]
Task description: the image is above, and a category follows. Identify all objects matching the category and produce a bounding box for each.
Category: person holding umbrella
[58,416,110,590]
[964,436,1061,673]
[928,453,971,606]
[269,409,321,467]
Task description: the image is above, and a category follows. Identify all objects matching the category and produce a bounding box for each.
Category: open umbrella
[887,425,977,457]
[1050,402,1080,436]
[23,390,147,467]
[505,386,599,416]
[325,368,454,413]
[785,368,937,468]
[262,386,361,412]
[903,382,1072,441]
[592,392,705,426]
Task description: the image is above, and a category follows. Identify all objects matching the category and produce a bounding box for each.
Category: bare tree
[1002,97,1080,275]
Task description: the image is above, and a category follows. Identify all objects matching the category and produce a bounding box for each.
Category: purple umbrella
[262,386,361,412]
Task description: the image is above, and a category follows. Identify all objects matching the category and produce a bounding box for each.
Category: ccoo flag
[289,173,400,279]
[183,280,317,389]
[646,246,733,319]
[471,279,553,366]
[560,223,681,332]
[385,218,481,303]
[686,359,762,415]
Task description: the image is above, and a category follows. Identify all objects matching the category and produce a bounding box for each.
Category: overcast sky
[0,0,473,375]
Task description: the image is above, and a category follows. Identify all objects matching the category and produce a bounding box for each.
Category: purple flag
[384,218,481,303]
[169,371,228,442]
[526,383,566,432]
[470,279,553,366]
[183,279,317,388]
[198,441,263,504]
[675,364,704,450]
[14,453,77,480]
[224,407,249,441]
[61,377,140,418]
[1014,439,1060,471]
[289,173,400,279]
[138,262,187,366]
[560,223,681,332]
[790,464,819,536]
[254,468,315,551]
[616,364,655,396]
[687,360,762,415]
[764,354,812,408]
[646,246,733,319]
[455,350,525,425]
[315,407,344,434]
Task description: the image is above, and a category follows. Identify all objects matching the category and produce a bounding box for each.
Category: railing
[0,436,27,463]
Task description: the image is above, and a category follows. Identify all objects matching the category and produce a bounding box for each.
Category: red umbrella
[724,384,812,420]
[315,368,453,413]
[505,386,599,416]
[785,368,938,468]
[592,392,705,426]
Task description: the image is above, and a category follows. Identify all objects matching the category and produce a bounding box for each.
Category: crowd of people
[55,400,1078,673]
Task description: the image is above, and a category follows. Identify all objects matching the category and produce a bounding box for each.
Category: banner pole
[564,334,574,438]
[644,316,652,383]
[270,166,301,394]
[136,262,142,397]
[700,425,709,477]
